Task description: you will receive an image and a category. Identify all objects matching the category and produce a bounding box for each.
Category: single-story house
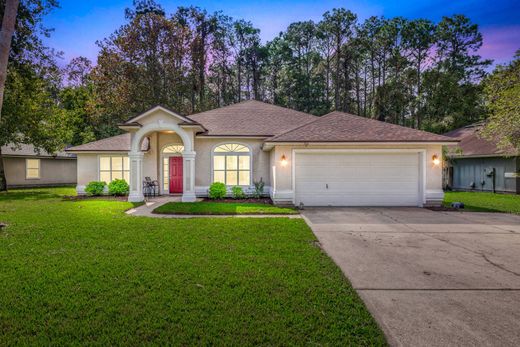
[66,100,456,206]
[444,123,519,194]
[2,143,77,188]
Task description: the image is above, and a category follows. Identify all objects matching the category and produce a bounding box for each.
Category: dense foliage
[85,181,106,196]
[73,1,493,136]
[480,51,520,150]
[231,186,245,199]
[208,182,227,199]
[108,179,129,196]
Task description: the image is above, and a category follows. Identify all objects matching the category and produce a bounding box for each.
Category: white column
[128,151,145,202]
[181,151,196,202]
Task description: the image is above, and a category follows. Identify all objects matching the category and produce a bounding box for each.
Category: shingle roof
[2,143,75,158]
[268,111,457,143]
[187,100,318,136]
[66,134,149,152]
[444,123,518,157]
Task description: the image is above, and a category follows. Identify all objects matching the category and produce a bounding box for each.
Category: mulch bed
[202,197,273,204]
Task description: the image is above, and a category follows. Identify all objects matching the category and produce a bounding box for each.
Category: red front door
[169,157,183,194]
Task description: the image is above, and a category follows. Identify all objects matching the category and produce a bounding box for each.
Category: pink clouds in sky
[479,25,519,65]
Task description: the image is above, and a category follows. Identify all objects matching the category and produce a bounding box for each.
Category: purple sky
[43,0,519,67]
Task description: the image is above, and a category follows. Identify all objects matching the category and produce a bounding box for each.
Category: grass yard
[153,201,298,215]
[443,191,520,214]
[0,187,384,345]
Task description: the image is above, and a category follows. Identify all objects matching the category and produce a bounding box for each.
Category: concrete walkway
[125,196,301,218]
[302,207,520,347]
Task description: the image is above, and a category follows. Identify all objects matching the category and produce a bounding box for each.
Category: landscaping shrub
[252,178,265,198]
[231,186,245,199]
[208,182,227,199]
[108,179,129,196]
[85,181,106,196]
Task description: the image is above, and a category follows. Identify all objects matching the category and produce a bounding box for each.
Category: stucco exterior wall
[193,138,271,195]
[75,153,128,194]
[4,157,76,187]
[270,143,444,205]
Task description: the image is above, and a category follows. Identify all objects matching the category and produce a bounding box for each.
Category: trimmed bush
[85,181,106,196]
[208,182,226,199]
[108,179,129,196]
[231,186,245,199]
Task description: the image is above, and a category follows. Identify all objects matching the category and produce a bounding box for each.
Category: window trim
[97,155,130,183]
[25,158,40,180]
[211,142,253,187]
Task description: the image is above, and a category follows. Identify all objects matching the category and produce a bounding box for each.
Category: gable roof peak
[123,104,197,125]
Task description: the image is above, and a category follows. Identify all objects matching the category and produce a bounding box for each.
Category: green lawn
[0,187,384,345]
[443,191,520,214]
[153,201,298,215]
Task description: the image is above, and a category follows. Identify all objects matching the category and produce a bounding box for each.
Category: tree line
[62,0,493,142]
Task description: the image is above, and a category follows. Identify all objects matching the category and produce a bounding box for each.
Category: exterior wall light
[432,154,440,166]
[280,154,288,167]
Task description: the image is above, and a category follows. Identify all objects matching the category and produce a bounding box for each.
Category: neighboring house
[444,123,519,194]
[66,100,456,206]
[2,143,77,188]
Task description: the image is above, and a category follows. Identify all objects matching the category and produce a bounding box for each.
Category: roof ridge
[328,111,454,140]
[269,112,335,141]
[187,99,318,119]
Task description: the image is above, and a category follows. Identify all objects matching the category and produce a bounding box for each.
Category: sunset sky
[43,0,519,67]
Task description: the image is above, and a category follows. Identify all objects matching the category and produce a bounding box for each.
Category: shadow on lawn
[0,190,65,201]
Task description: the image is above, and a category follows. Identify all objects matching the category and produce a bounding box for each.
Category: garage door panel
[295,152,420,206]
[296,181,418,192]
[297,167,417,180]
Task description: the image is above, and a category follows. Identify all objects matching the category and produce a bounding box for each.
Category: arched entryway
[128,120,196,202]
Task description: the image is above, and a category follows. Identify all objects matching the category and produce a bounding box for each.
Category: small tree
[480,51,520,151]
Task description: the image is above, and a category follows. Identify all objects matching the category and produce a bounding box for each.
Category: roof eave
[447,153,519,159]
[262,140,458,150]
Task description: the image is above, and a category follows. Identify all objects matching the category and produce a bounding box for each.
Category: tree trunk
[237,60,242,102]
[334,36,341,110]
[355,64,361,115]
[363,65,368,117]
[0,0,20,192]
[416,54,422,129]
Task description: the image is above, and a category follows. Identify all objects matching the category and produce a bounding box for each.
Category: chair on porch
[143,177,160,197]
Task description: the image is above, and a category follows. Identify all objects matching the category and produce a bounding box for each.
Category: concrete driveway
[302,207,520,347]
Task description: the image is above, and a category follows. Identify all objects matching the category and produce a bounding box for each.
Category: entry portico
[121,106,205,203]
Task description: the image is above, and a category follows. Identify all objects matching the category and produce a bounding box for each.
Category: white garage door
[294,152,421,206]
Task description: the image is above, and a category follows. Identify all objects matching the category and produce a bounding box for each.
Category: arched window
[213,143,251,186]
[162,145,184,154]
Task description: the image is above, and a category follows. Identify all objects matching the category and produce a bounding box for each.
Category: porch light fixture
[280,154,288,167]
[432,154,440,166]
